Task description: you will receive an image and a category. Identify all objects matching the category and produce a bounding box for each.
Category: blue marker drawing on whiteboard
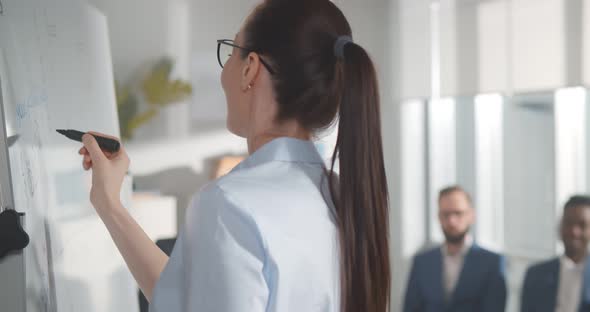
[20,151,35,197]
[15,89,49,127]
[16,103,27,119]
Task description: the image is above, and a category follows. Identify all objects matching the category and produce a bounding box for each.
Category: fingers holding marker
[82,156,92,170]
[86,131,120,142]
[60,130,123,171]
[82,134,107,163]
[57,129,120,155]
[83,161,90,171]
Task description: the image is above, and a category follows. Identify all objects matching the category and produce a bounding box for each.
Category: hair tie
[334,35,353,59]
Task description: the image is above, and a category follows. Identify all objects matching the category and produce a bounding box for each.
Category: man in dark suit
[403,186,507,312]
[521,195,590,312]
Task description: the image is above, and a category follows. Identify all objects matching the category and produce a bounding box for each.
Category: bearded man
[403,185,507,312]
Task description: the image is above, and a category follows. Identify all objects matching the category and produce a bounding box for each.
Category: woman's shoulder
[188,181,263,238]
[182,181,268,261]
[192,175,270,219]
[192,180,244,212]
[194,173,271,217]
[191,161,330,222]
[194,166,311,212]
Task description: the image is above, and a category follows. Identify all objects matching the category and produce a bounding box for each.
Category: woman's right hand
[79,133,168,302]
[79,132,130,215]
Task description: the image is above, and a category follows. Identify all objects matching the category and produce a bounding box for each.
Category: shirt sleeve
[181,184,269,312]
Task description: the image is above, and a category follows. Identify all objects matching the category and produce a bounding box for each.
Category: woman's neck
[247,129,311,154]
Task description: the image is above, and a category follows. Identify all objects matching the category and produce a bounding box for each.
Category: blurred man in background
[521,195,590,312]
[403,185,507,312]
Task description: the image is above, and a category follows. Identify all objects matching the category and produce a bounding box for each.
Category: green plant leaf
[127,108,158,136]
[141,57,193,106]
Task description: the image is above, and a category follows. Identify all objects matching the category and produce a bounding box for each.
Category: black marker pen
[56,129,120,153]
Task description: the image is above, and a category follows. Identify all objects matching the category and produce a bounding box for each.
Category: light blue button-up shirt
[150,137,341,312]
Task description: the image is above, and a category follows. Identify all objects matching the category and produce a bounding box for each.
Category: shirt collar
[232,137,325,172]
[560,254,587,271]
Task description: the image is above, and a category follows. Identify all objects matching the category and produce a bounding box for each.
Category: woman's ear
[241,52,261,91]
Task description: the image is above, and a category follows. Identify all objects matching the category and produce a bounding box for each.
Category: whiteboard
[0,0,138,311]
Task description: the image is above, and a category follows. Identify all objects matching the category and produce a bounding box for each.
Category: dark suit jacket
[403,244,507,312]
[521,257,590,312]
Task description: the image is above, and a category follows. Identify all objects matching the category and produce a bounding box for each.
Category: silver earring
[247,84,252,90]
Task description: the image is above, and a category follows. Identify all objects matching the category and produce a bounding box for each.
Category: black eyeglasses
[217,39,276,75]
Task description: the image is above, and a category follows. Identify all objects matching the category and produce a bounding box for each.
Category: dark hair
[242,1,390,311]
[438,185,473,206]
[564,195,590,211]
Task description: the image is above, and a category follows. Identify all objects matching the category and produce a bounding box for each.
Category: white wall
[474,94,505,251]
[583,0,590,85]
[455,97,476,212]
[554,87,587,208]
[427,98,457,242]
[477,0,510,93]
[399,100,428,310]
[503,94,557,311]
[587,92,590,192]
[189,0,257,122]
[511,0,566,92]
[420,0,590,97]
[439,0,480,96]
[88,0,190,83]
[398,0,432,100]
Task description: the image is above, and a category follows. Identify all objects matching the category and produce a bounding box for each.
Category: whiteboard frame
[0,72,15,213]
[0,71,27,312]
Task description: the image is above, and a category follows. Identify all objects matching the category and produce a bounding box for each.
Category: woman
[79,0,390,311]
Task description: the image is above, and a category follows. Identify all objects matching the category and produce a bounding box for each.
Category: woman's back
[151,138,341,312]
[79,1,390,311]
